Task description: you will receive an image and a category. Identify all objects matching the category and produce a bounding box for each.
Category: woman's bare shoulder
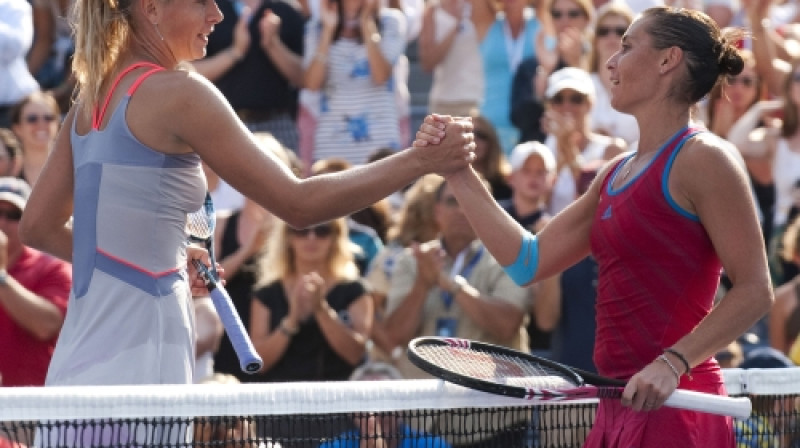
[135,68,235,127]
[142,69,222,103]
[674,132,751,189]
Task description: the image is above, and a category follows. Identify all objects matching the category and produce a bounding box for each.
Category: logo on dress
[601,205,612,220]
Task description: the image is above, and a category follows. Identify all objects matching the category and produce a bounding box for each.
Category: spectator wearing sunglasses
[310,158,387,276]
[250,217,373,383]
[510,0,592,145]
[0,177,71,388]
[382,177,529,445]
[536,0,594,72]
[541,66,625,215]
[364,174,442,362]
[588,2,638,146]
[9,91,61,187]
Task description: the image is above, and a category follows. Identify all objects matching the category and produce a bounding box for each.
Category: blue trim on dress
[72,163,102,298]
[606,127,689,196]
[662,131,703,221]
[95,251,183,297]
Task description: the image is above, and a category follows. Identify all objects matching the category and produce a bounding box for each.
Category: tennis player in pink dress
[434,7,772,448]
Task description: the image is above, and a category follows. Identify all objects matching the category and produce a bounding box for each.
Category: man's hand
[412,241,445,289]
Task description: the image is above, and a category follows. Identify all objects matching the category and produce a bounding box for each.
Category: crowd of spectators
[5,0,800,444]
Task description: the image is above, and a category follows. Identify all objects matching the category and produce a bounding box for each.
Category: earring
[154,23,165,41]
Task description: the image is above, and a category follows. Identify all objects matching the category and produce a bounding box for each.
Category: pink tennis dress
[585,127,734,447]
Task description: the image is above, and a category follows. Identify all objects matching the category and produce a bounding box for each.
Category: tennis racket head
[408,337,586,399]
[186,196,214,241]
[186,193,219,276]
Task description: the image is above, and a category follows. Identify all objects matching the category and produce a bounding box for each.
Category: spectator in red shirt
[0,177,71,387]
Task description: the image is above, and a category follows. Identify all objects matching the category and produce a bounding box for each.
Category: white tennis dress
[40,63,205,446]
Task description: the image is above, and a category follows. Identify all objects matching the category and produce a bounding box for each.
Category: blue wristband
[502,232,539,286]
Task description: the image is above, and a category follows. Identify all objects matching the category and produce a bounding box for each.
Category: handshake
[410,115,478,175]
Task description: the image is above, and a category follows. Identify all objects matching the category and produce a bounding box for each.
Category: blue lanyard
[441,246,484,310]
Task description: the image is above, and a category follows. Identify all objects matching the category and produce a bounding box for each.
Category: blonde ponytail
[70,1,132,115]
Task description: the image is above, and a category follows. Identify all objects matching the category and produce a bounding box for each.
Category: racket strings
[186,210,213,240]
[186,193,216,241]
[416,345,576,389]
[186,193,219,279]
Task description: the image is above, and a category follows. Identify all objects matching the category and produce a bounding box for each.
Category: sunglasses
[24,114,57,124]
[596,26,627,37]
[551,9,583,19]
[550,93,586,105]
[0,209,22,222]
[289,224,334,238]
[726,75,756,87]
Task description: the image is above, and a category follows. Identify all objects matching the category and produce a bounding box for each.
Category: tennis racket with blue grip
[187,193,263,374]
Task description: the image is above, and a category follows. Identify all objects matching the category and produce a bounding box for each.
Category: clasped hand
[412,114,477,176]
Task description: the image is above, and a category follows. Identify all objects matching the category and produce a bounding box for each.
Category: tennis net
[0,368,797,448]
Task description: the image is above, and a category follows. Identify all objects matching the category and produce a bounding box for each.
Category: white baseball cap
[545,67,596,100]
[508,141,556,173]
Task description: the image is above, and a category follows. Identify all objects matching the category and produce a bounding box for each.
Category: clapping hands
[412,241,446,289]
[287,272,326,325]
[259,9,282,49]
[232,6,252,58]
[320,0,339,32]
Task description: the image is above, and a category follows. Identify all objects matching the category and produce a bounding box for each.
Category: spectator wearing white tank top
[418,0,484,117]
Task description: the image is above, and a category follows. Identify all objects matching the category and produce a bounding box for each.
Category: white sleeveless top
[773,138,800,227]
[545,134,612,215]
[428,4,484,105]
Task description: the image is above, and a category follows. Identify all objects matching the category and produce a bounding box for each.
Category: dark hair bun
[718,42,744,76]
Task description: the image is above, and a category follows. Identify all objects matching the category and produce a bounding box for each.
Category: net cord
[1,368,798,421]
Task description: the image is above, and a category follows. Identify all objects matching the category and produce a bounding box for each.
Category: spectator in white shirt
[0,0,39,127]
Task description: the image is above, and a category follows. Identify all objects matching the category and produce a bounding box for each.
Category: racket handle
[666,389,751,419]
[207,286,264,374]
